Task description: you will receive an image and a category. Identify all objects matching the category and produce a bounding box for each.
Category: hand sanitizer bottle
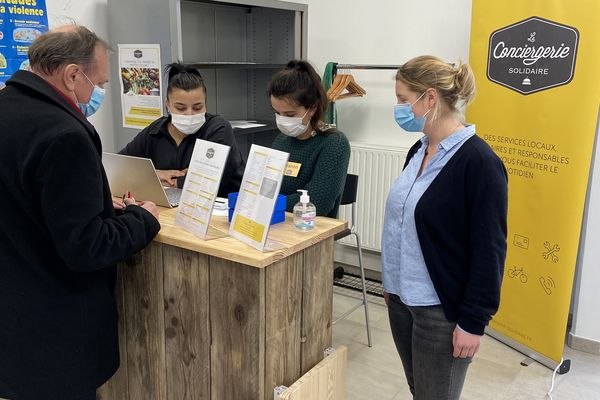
[293,190,316,231]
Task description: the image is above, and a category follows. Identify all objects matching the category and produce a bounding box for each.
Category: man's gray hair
[28,25,108,75]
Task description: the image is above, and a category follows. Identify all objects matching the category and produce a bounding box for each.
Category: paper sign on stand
[118,44,163,129]
[175,139,230,240]
[229,144,289,251]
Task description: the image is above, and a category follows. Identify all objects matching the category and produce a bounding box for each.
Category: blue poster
[0,0,49,84]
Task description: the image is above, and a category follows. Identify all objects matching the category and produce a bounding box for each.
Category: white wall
[571,117,600,347]
[46,0,115,152]
[297,0,472,147]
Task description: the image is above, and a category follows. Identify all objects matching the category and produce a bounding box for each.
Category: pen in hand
[112,194,126,211]
[123,191,136,206]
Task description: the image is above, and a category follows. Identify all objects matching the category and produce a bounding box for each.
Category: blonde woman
[382,55,508,399]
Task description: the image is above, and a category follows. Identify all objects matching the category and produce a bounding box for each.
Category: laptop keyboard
[165,188,182,207]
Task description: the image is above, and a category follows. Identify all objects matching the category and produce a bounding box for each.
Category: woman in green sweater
[268,60,350,217]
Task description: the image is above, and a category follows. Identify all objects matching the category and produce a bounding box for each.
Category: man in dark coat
[0,26,161,400]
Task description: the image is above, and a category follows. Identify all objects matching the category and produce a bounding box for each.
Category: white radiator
[337,142,409,252]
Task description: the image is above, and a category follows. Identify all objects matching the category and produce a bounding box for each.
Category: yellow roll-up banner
[467,0,600,366]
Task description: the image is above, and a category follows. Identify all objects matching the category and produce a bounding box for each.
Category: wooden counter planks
[275,346,347,400]
[97,210,345,400]
[155,208,345,268]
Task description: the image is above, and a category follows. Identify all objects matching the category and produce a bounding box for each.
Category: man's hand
[139,201,159,221]
[112,197,125,210]
[156,169,186,187]
[123,197,159,221]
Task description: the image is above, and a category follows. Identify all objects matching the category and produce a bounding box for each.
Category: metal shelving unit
[107,0,307,154]
[187,62,289,69]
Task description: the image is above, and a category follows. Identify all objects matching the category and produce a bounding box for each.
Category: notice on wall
[229,144,289,251]
[175,139,230,240]
[118,44,162,129]
[0,0,49,86]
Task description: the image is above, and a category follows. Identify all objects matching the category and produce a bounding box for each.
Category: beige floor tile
[333,291,600,400]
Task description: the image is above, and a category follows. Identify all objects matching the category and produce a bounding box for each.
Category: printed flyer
[175,139,230,240]
[229,144,289,251]
[118,44,163,128]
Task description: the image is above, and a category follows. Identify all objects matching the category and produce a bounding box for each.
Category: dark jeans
[387,294,472,400]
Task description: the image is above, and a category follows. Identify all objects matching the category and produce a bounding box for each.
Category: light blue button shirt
[382,125,475,306]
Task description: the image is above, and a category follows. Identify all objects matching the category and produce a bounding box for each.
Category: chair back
[339,174,358,206]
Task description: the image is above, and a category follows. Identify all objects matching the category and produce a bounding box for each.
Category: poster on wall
[118,44,163,129]
[0,0,49,87]
[468,1,600,369]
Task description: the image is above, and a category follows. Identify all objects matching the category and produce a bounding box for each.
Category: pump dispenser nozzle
[297,189,310,204]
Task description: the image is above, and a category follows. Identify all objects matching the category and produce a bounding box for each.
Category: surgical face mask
[275,108,310,137]
[77,71,106,117]
[394,91,431,133]
[170,112,206,135]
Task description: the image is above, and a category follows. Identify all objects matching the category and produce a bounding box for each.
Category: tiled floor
[332,287,600,400]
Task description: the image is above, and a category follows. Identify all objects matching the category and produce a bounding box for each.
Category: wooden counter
[97,207,346,400]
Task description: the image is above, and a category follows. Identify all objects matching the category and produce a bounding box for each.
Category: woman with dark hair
[119,62,245,197]
[268,59,350,217]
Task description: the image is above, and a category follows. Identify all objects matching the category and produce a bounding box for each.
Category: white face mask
[170,112,206,135]
[275,108,310,137]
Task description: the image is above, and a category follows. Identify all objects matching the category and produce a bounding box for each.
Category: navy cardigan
[405,134,508,335]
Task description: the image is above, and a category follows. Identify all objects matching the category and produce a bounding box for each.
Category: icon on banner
[508,266,528,283]
[522,77,531,86]
[527,32,536,42]
[539,276,555,295]
[513,234,530,249]
[542,241,560,263]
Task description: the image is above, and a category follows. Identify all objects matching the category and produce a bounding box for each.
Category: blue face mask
[393,91,430,132]
[77,71,106,117]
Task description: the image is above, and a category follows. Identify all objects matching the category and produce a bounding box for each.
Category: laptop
[102,152,182,208]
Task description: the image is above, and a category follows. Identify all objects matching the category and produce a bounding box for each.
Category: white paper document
[175,139,230,239]
[229,144,289,251]
[229,120,267,129]
[118,44,163,129]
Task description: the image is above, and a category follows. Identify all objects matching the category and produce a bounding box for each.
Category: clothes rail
[335,64,400,70]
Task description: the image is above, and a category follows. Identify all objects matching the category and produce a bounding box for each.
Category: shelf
[187,62,287,70]
[230,120,278,136]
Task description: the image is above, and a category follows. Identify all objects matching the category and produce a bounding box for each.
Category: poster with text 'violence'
[0,0,48,86]
[118,44,163,129]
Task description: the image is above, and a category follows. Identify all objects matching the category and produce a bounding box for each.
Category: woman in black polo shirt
[119,63,245,197]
